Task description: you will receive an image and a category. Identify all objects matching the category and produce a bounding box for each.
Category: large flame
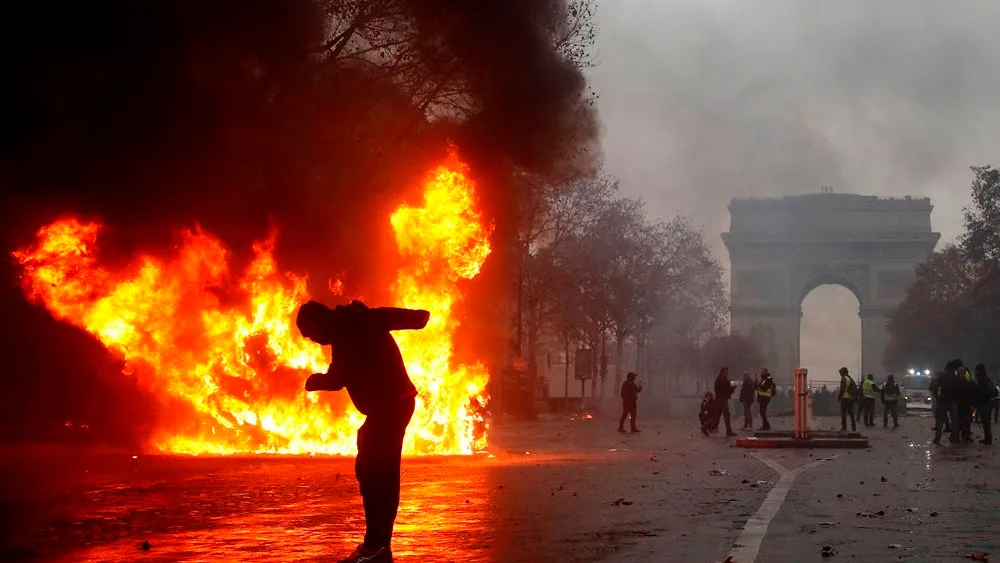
[11,151,492,455]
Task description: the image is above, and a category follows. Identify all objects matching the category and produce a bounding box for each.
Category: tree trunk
[614,332,625,406]
[636,336,648,398]
[563,335,571,414]
[523,307,540,419]
[594,331,608,401]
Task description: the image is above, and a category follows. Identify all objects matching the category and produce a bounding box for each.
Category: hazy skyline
[587,1,1000,380]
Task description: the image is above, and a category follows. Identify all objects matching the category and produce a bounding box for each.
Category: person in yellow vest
[880,374,900,429]
[861,374,879,428]
[837,367,858,433]
[756,368,775,431]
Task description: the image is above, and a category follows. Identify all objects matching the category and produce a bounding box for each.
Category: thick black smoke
[0,0,598,444]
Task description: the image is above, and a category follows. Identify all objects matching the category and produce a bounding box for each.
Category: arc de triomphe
[722,191,940,385]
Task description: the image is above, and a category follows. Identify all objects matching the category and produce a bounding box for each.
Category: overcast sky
[587,1,1000,381]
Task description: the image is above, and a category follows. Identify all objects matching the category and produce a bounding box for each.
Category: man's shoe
[618,427,626,433]
[338,544,392,563]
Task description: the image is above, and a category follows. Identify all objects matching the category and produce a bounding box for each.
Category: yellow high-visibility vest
[841,375,854,399]
[862,379,876,398]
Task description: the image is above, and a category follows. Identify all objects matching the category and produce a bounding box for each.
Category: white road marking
[727,453,836,563]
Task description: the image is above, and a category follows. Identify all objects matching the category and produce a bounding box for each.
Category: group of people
[835,361,999,446]
[928,359,998,446]
[699,367,776,436]
[835,368,903,431]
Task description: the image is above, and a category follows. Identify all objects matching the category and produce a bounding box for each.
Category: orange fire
[11,151,492,455]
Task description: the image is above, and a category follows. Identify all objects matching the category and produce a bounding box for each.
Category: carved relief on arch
[793,263,870,305]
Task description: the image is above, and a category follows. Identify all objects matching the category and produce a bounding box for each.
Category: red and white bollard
[794,368,810,439]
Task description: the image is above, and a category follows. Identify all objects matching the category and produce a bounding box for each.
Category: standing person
[861,374,879,428]
[837,367,858,433]
[619,372,642,433]
[993,379,1000,424]
[929,370,950,434]
[713,367,738,437]
[973,364,997,446]
[957,364,975,442]
[881,374,901,429]
[296,299,431,563]
[739,370,756,430]
[933,363,961,444]
[756,368,775,431]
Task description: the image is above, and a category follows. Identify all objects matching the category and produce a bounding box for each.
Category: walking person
[297,299,430,563]
[838,367,858,433]
[973,364,997,446]
[739,370,756,430]
[756,368,775,431]
[618,372,642,433]
[881,374,901,429]
[713,367,738,437]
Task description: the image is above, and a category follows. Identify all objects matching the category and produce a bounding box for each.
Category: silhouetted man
[297,299,430,563]
[881,374,901,428]
[973,364,996,446]
[714,367,738,437]
[619,372,642,433]
[739,370,756,430]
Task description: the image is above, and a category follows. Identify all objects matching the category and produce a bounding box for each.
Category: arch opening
[800,284,861,387]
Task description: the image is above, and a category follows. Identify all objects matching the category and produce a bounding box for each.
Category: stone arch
[722,192,939,385]
[796,273,865,309]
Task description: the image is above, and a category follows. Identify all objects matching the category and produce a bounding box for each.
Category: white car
[901,373,933,411]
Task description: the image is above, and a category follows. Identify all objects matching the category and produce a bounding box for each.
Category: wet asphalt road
[0,412,996,563]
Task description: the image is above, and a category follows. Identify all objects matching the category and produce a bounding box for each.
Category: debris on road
[821,546,836,557]
[611,498,633,507]
[965,553,989,562]
[139,540,151,551]
[888,544,902,549]
[880,476,888,482]
[709,469,729,476]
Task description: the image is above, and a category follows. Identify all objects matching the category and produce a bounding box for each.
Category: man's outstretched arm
[328,301,430,332]
[367,307,430,331]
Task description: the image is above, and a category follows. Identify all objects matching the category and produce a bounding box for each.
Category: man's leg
[720,401,735,435]
[629,403,639,432]
[981,404,993,445]
[357,400,415,551]
[933,406,945,444]
[618,404,628,432]
[949,402,961,442]
[891,402,899,427]
[848,401,856,431]
[759,400,770,430]
[743,403,752,429]
[841,401,848,431]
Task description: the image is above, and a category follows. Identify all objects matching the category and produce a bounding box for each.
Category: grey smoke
[589,1,1000,380]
